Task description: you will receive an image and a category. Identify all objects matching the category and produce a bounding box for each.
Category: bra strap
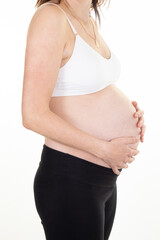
[40,3,77,35]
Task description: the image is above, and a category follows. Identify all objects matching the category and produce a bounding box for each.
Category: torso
[44,1,141,168]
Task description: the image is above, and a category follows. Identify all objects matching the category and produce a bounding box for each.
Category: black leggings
[33,144,122,240]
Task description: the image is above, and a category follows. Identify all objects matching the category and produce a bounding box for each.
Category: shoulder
[34,2,66,19]
[27,3,68,39]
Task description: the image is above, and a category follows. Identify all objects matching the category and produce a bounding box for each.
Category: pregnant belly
[46,84,141,167]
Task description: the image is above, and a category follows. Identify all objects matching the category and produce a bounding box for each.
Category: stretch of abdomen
[45,84,141,168]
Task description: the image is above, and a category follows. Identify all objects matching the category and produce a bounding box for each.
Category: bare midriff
[45,84,141,168]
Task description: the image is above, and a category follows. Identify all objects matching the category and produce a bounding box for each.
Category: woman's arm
[21,4,102,157]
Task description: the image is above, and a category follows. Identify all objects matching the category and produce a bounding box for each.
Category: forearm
[23,109,104,157]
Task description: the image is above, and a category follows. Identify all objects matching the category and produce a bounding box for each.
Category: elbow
[22,104,39,129]
[22,116,34,129]
[21,105,51,129]
[22,109,50,130]
[22,119,32,129]
[22,111,37,130]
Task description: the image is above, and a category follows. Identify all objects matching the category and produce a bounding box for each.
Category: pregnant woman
[22,0,146,239]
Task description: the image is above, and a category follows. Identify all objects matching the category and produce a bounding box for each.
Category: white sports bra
[38,2,121,97]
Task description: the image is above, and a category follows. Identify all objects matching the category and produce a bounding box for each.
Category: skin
[22,0,146,174]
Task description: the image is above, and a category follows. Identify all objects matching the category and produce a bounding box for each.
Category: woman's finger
[112,167,120,175]
[141,125,146,135]
[140,125,146,142]
[132,101,140,112]
[137,117,144,128]
[141,125,146,137]
[134,109,144,118]
[127,156,135,163]
[121,162,129,168]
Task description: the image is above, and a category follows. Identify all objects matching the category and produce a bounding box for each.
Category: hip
[34,144,122,189]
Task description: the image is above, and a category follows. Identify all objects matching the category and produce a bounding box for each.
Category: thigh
[33,165,69,240]
[104,183,117,240]
[65,177,106,240]
[34,166,105,240]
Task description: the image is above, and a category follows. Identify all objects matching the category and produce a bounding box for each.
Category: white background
[0,0,160,239]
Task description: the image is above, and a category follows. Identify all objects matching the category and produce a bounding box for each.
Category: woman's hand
[132,101,146,143]
[97,137,140,175]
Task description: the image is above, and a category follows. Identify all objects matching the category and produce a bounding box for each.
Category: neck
[60,0,92,24]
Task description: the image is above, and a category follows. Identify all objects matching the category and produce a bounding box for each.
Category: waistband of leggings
[40,144,122,186]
